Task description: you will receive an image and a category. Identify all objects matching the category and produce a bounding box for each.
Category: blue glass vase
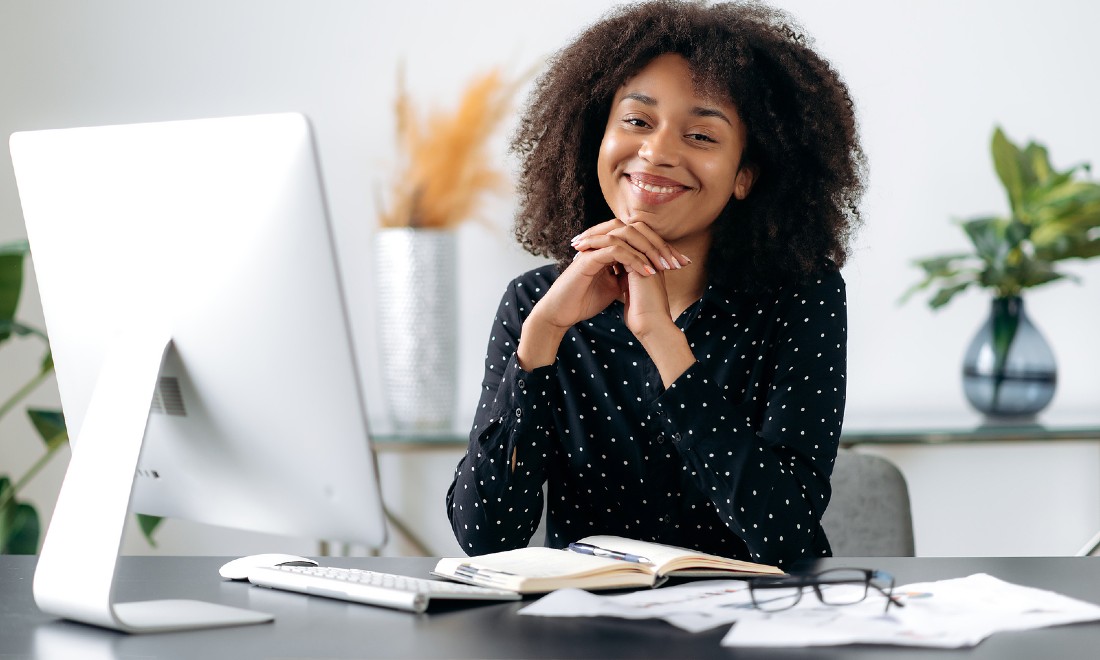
[961,296,1057,418]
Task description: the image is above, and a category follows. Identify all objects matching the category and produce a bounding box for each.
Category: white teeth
[631,177,679,194]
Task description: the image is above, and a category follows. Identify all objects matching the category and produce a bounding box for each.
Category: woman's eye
[624,117,650,128]
[687,133,717,143]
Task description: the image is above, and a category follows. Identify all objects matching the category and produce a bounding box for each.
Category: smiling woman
[446,0,866,569]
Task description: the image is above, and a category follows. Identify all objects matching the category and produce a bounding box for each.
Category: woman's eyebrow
[621,92,732,125]
[693,106,732,125]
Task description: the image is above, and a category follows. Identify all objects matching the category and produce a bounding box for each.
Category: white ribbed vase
[373,228,457,433]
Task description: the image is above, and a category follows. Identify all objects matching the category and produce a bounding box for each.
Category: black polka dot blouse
[446,264,845,568]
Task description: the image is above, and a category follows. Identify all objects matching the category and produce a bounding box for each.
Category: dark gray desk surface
[3,555,1100,659]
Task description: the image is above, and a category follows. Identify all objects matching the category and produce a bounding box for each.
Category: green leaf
[136,514,163,547]
[3,503,41,555]
[1023,142,1054,185]
[27,408,68,451]
[991,128,1027,215]
[1030,181,1100,218]
[914,253,973,276]
[0,251,24,344]
[929,281,973,309]
[961,216,1007,265]
[1017,263,1068,289]
[1004,219,1030,249]
[1057,237,1100,260]
[0,476,41,555]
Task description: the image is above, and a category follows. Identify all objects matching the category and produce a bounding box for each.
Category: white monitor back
[11,113,387,547]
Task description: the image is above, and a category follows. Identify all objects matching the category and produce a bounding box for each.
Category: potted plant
[903,127,1100,417]
[373,66,522,433]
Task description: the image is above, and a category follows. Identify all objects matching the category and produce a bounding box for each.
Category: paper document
[519,573,1100,648]
[519,580,756,633]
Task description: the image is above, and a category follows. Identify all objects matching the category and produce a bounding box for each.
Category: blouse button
[671,433,682,443]
[517,379,526,389]
[515,408,522,418]
[656,434,665,444]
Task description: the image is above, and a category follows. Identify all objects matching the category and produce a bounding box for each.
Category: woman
[446,0,864,568]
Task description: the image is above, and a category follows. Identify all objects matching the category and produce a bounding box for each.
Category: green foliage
[0,476,39,554]
[137,513,164,547]
[1,239,161,553]
[0,240,58,554]
[903,127,1100,308]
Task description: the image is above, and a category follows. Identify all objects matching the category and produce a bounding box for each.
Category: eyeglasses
[746,568,904,613]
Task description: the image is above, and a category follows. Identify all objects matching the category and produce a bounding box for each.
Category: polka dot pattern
[446,265,846,567]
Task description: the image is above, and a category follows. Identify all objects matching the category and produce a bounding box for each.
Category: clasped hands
[566,216,692,333]
[518,216,697,385]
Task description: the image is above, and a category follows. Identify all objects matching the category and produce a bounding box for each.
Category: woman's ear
[733,164,758,200]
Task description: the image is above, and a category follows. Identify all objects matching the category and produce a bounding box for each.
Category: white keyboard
[247,564,521,613]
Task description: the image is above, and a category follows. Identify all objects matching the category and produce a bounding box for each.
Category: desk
[3,555,1100,659]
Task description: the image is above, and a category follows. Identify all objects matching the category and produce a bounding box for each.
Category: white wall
[2,0,1098,557]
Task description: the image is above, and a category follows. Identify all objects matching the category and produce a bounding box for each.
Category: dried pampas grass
[378,65,524,229]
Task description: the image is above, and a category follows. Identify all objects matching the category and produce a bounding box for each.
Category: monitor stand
[32,329,273,633]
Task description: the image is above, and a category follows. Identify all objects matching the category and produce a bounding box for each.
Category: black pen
[568,542,653,565]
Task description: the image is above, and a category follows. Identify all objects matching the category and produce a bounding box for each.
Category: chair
[821,449,916,556]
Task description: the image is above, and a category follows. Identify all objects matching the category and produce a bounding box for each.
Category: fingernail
[682,255,693,264]
[670,257,682,269]
[659,257,671,270]
[645,265,657,276]
[570,234,583,244]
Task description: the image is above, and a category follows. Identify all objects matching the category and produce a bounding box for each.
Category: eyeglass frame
[745,567,905,613]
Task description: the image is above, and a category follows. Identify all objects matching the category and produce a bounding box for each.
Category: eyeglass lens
[749,568,895,612]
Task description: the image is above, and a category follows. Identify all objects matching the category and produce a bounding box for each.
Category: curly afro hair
[511,0,865,292]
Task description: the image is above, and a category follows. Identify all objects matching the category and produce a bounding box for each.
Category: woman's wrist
[636,322,696,387]
[517,311,568,371]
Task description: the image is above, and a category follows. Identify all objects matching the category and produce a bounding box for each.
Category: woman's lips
[626,172,690,203]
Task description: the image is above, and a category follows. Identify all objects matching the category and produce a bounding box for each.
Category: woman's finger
[574,238,658,276]
[572,217,692,270]
[570,217,628,246]
[578,223,675,272]
[618,220,692,270]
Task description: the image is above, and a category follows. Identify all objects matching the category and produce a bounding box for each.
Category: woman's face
[597,53,754,251]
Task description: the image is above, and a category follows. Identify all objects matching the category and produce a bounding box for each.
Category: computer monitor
[9,113,388,632]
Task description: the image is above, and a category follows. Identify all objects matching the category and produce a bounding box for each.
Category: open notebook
[433,535,783,594]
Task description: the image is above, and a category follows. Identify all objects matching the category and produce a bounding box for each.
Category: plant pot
[961,296,1056,418]
[373,228,457,433]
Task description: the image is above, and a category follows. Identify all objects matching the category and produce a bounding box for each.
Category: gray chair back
[821,449,915,556]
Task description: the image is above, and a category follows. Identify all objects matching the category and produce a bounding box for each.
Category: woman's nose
[638,127,680,166]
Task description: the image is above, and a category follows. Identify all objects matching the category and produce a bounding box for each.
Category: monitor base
[112,600,272,633]
[32,329,274,633]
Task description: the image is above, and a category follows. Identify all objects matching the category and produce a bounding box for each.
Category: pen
[568,542,652,565]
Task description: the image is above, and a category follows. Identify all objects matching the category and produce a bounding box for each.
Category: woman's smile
[626,172,691,203]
